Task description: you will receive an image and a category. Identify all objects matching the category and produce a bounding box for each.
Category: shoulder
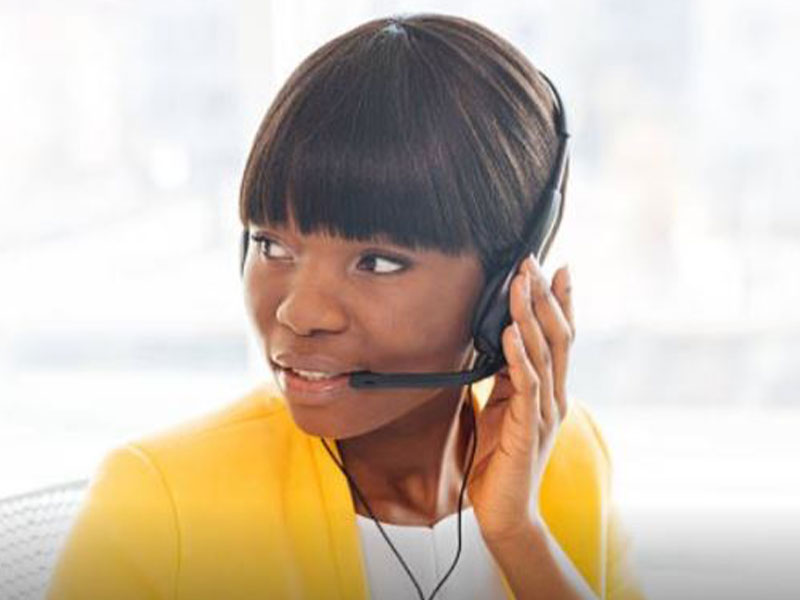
[541,398,614,501]
[572,400,612,464]
[561,399,612,466]
[46,387,293,599]
[89,383,295,495]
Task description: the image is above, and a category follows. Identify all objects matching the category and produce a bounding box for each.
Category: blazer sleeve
[44,444,179,600]
[578,404,648,600]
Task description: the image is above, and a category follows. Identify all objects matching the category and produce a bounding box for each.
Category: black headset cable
[320,383,479,600]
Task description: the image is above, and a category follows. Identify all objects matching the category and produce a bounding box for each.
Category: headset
[240,70,569,391]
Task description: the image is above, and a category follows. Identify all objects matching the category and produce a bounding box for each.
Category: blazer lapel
[307,430,370,600]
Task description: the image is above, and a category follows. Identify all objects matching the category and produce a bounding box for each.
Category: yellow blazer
[46,381,646,599]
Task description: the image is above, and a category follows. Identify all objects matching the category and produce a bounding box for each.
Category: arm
[45,444,179,600]
[486,519,598,600]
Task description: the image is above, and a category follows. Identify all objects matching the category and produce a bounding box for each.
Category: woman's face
[242,214,486,439]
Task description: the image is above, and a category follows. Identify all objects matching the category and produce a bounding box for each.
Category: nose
[275,277,349,336]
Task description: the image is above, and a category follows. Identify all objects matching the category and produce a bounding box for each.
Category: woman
[46,13,646,600]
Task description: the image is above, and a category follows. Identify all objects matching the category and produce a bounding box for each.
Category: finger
[524,255,573,348]
[501,320,540,452]
[551,265,574,420]
[470,392,506,474]
[509,268,555,428]
[525,256,573,423]
[484,369,515,406]
[552,263,575,341]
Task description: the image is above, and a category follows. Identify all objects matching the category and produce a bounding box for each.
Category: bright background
[2,1,799,598]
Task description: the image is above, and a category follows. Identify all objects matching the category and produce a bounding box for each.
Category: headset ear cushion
[471,264,516,359]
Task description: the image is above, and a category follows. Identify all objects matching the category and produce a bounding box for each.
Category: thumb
[487,365,515,403]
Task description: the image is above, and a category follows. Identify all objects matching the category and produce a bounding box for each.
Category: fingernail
[527,252,538,272]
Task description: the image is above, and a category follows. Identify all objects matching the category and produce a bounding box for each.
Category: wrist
[483,516,547,555]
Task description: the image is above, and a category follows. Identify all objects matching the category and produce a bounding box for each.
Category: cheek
[366,291,475,365]
[243,269,477,369]
[242,275,277,339]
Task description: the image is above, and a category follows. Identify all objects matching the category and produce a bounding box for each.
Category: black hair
[239,13,568,277]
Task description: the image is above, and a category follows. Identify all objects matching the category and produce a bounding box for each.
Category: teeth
[291,368,341,380]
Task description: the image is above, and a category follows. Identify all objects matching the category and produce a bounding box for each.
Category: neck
[336,386,475,526]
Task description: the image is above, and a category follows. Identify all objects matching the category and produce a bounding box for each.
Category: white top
[355,503,508,599]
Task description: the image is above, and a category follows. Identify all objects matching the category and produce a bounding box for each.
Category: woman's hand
[467,254,575,545]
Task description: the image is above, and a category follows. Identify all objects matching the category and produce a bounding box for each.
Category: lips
[269,352,366,404]
[272,362,354,403]
[271,352,364,376]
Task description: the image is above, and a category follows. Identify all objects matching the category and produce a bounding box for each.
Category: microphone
[348,353,503,389]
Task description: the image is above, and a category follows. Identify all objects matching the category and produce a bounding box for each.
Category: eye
[249,233,409,274]
[250,234,291,260]
[358,254,408,275]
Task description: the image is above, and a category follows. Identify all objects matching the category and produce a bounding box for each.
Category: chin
[285,401,355,439]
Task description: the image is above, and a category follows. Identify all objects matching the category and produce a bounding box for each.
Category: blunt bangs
[240,14,561,275]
